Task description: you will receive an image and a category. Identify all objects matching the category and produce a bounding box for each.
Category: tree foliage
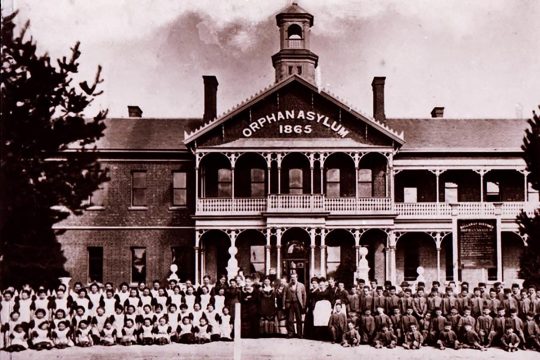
[518,106,540,287]
[0,12,108,288]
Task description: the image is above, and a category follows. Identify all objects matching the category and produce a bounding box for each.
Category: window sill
[128,206,148,211]
[168,206,188,211]
[87,206,105,211]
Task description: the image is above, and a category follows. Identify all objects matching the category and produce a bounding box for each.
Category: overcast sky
[8,0,540,119]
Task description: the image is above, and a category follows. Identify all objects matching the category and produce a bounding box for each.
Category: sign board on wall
[458,219,497,268]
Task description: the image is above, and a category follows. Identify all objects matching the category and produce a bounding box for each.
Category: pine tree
[518,106,540,287]
[0,12,108,288]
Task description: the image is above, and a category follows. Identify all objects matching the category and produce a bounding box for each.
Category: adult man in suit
[282,273,307,338]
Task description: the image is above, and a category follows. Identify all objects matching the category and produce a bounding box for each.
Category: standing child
[167,304,180,342]
[475,306,493,346]
[358,308,376,344]
[204,303,222,341]
[110,305,125,341]
[51,320,74,349]
[15,290,33,325]
[402,324,423,350]
[213,287,226,315]
[341,321,360,347]
[523,312,540,350]
[91,306,109,344]
[328,303,347,344]
[219,306,233,341]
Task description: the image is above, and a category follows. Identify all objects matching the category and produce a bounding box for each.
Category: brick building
[57,3,538,288]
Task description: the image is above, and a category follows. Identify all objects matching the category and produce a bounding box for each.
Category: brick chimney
[127,105,142,118]
[371,77,386,122]
[431,107,444,118]
[203,75,219,121]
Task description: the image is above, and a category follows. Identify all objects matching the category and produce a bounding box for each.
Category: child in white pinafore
[204,303,222,341]
[31,321,53,350]
[219,306,233,341]
[91,306,108,343]
[195,317,212,343]
[33,289,50,319]
[192,302,203,327]
[100,321,117,346]
[51,320,73,348]
[75,320,93,347]
[183,287,197,312]
[167,304,180,340]
[140,317,155,345]
[213,288,226,315]
[110,306,125,337]
[5,324,28,352]
[177,316,196,344]
[121,318,137,345]
[169,286,183,308]
[154,316,172,345]
[199,286,211,311]
[16,290,33,324]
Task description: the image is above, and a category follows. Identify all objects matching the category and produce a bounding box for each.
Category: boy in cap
[373,323,397,349]
[402,324,423,350]
[501,327,520,352]
[436,320,459,350]
[461,323,486,351]
[523,312,540,350]
[341,321,360,347]
[475,306,493,346]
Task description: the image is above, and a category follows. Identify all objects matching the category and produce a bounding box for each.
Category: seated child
[524,312,540,351]
[120,318,137,346]
[501,327,520,352]
[219,306,233,341]
[91,306,108,344]
[461,323,486,351]
[100,321,117,346]
[436,321,459,350]
[373,324,397,349]
[204,304,222,341]
[31,321,53,350]
[167,304,180,341]
[52,320,74,348]
[177,316,196,344]
[154,316,172,345]
[195,317,212,344]
[192,302,203,327]
[5,323,28,352]
[329,303,347,344]
[110,305,125,340]
[341,321,360,347]
[139,317,155,345]
[402,324,423,350]
[75,320,93,347]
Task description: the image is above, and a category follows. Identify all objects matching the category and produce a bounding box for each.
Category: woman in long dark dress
[312,278,332,341]
[240,277,260,338]
[225,278,241,321]
[304,277,320,339]
[258,277,277,336]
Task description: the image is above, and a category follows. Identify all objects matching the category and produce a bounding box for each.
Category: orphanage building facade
[56,3,539,288]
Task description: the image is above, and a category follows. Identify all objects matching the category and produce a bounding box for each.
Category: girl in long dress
[258,277,277,336]
[312,278,332,341]
[304,277,320,339]
[274,279,288,336]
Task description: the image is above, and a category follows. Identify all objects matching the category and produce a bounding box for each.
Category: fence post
[234,302,241,360]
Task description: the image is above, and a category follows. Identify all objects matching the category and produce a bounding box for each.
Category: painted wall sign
[241,110,350,138]
[458,219,497,268]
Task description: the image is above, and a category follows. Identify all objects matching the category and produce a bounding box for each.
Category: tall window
[326,246,341,276]
[132,171,147,206]
[83,183,107,208]
[444,182,458,203]
[404,187,418,202]
[289,168,303,194]
[404,241,419,281]
[358,169,372,197]
[172,171,187,206]
[251,168,265,197]
[217,168,232,197]
[486,181,500,202]
[326,168,340,197]
[88,247,103,283]
[131,247,146,283]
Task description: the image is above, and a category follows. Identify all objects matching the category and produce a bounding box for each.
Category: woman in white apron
[312,278,332,341]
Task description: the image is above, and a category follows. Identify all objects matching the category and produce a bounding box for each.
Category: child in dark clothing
[341,321,360,347]
[373,324,397,349]
[328,303,347,344]
[501,327,520,352]
[403,324,423,350]
[461,323,486,351]
[358,308,376,344]
[437,321,459,350]
[523,312,540,351]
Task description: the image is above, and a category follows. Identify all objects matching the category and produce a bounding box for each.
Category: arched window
[217,168,232,197]
[289,168,303,194]
[287,24,303,39]
[358,169,373,197]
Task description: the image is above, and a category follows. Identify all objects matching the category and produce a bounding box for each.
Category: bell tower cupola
[272,2,319,84]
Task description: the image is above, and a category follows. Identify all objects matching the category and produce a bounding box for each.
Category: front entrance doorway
[281,227,311,284]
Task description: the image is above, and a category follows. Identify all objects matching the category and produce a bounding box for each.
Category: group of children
[1,275,540,353]
[320,279,540,352]
[0,281,234,352]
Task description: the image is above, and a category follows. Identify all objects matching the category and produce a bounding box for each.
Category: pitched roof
[183,75,404,145]
[385,118,528,152]
[75,118,202,151]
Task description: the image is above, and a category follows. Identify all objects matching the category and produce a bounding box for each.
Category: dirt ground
[1,338,538,360]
